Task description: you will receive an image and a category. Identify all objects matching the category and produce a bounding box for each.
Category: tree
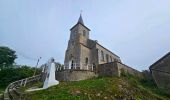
[0,65,41,87]
[0,46,17,68]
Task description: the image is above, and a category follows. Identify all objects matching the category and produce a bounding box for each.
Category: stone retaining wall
[97,62,119,77]
[56,70,97,81]
[97,62,142,77]
[116,62,142,77]
[56,62,142,81]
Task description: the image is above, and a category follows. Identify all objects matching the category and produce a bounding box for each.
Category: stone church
[64,14,121,69]
[51,14,142,81]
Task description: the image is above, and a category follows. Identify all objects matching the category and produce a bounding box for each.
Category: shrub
[0,65,41,87]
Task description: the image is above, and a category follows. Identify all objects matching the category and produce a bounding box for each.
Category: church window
[83,30,86,36]
[71,60,74,69]
[106,54,109,63]
[110,56,112,62]
[101,50,104,61]
[85,57,88,65]
[93,63,96,70]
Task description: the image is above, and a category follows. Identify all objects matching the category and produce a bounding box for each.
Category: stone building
[64,14,121,69]
[149,52,170,94]
[52,14,142,81]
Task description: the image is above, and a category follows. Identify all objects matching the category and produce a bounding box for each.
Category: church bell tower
[64,14,90,69]
[69,14,90,45]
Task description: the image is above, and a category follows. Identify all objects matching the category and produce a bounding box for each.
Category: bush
[0,65,41,87]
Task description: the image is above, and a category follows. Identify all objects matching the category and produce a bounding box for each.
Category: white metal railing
[56,63,96,72]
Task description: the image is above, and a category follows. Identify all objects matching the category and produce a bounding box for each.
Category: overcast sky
[0,0,170,71]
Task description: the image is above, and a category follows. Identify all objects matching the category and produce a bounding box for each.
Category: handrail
[5,74,41,93]
[57,63,96,71]
[4,74,41,100]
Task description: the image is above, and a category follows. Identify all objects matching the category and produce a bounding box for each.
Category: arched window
[83,30,86,36]
[101,50,104,61]
[71,60,74,69]
[93,63,96,69]
[85,57,88,65]
[106,54,109,63]
[110,56,112,62]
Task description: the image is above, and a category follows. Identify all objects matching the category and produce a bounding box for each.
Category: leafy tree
[0,46,17,68]
[0,65,41,87]
[0,46,42,90]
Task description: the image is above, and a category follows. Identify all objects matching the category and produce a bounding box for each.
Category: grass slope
[25,76,170,100]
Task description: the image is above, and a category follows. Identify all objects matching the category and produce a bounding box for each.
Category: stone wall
[64,43,81,67]
[97,62,119,77]
[56,70,97,81]
[151,71,170,94]
[97,62,142,77]
[56,61,142,81]
[80,44,92,69]
[150,52,170,94]
[116,62,142,77]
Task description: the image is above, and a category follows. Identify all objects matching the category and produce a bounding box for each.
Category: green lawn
[25,76,170,100]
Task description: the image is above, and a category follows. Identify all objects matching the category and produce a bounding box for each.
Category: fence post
[92,65,93,71]
[80,63,82,70]
[24,78,27,87]
[20,80,23,86]
[74,63,76,69]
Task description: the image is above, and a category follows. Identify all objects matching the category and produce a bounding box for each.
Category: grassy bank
[25,76,170,100]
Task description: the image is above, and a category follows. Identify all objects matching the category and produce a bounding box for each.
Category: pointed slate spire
[70,12,90,31]
[78,13,84,25]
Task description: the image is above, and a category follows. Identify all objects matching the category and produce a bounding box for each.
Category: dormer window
[83,30,86,36]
